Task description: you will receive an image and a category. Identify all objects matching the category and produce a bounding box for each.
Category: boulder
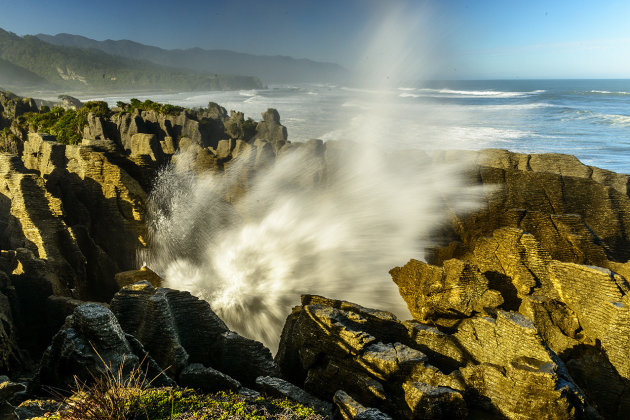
[30,303,172,395]
[277,294,601,419]
[255,376,332,415]
[276,295,464,418]
[0,379,25,402]
[110,282,278,387]
[390,259,503,328]
[178,363,241,393]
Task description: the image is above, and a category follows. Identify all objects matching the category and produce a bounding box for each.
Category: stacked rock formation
[1,90,630,419]
[0,92,292,377]
[385,150,630,418]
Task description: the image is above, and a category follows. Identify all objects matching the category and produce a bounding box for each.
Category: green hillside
[36,32,349,84]
[0,28,262,91]
[0,57,47,87]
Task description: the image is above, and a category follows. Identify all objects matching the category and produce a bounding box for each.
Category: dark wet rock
[0,283,24,375]
[179,363,241,393]
[44,296,106,344]
[255,376,332,415]
[0,380,25,402]
[30,303,172,395]
[110,282,278,387]
[13,399,60,419]
[238,387,261,399]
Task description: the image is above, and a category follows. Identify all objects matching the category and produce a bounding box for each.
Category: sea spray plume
[140,143,482,351]
[140,4,481,350]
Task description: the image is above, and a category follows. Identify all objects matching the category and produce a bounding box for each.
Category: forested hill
[0,28,262,92]
[35,33,349,84]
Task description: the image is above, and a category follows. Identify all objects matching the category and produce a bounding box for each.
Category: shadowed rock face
[0,95,291,373]
[110,281,278,387]
[29,302,173,395]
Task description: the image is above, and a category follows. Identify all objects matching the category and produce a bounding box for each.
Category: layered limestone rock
[110,282,278,387]
[275,294,597,419]
[254,108,288,152]
[29,303,171,395]
[431,149,630,271]
[0,95,294,381]
[0,91,37,128]
[276,295,470,419]
[389,149,630,419]
[16,133,147,301]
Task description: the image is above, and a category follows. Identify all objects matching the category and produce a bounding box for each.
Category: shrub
[124,98,184,116]
[20,101,111,145]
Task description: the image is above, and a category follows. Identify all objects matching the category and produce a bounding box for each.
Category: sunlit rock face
[275,294,594,419]
[388,149,630,419]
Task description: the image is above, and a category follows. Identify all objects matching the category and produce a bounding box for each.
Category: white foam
[417,88,545,98]
[601,114,630,126]
[239,90,258,97]
[590,90,630,95]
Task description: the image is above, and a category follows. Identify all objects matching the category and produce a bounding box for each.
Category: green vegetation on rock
[44,388,326,420]
[118,98,184,116]
[20,101,111,145]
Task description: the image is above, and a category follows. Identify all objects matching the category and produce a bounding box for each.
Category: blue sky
[0,0,628,79]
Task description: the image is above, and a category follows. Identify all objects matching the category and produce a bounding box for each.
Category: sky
[0,0,629,79]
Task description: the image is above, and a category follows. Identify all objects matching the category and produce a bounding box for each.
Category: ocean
[85,79,630,174]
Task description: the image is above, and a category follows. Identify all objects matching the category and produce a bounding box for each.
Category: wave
[600,113,630,126]
[239,90,258,97]
[588,90,630,96]
[243,95,262,104]
[472,102,556,110]
[567,109,630,127]
[417,88,545,98]
[399,92,421,98]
